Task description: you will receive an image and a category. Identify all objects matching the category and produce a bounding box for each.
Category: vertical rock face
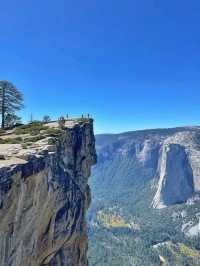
[152,143,194,208]
[95,128,200,209]
[152,131,200,208]
[0,121,96,266]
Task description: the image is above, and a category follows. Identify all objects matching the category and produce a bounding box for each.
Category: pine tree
[0,81,24,128]
[43,115,51,123]
[4,113,22,128]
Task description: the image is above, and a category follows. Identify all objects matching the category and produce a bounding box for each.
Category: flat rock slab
[0,157,27,167]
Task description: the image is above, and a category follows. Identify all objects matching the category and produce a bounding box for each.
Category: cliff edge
[0,119,96,266]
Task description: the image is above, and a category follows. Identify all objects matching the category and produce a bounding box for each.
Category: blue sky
[1,0,200,133]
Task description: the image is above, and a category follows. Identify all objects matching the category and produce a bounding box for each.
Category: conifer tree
[0,81,24,128]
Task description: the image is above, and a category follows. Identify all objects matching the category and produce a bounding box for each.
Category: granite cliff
[89,126,200,266]
[93,127,200,209]
[152,131,199,208]
[0,119,96,266]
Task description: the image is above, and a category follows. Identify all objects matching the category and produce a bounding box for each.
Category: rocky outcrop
[153,130,200,208]
[0,120,96,266]
[152,143,194,208]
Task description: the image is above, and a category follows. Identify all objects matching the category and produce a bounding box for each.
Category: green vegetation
[0,129,6,135]
[4,113,22,128]
[21,143,29,149]
[48,138,58,145]
[0,137,23,144]
[97,211,133,229]
[0,135,45,145]
[15,121,48,135]
[0,80,24,129]
[24,135,46,143]
[88,132,200,266]
[44,128,63,136]
[179,243,200,258]
[0,115,92,147]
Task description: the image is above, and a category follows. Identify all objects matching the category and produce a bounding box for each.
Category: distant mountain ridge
[95,126,200,208]
[89,125,200,266]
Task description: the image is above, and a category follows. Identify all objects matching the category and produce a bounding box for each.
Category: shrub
[0,129,6,135]
[0,137,23,144]
[21,143,28,149]
[48,138,57,145]
[44,128,63,136]
[15,122,48,135]
[29,121,43,126]
[24,135,45,143]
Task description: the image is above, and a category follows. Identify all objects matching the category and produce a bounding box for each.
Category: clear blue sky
[1,0,200,133]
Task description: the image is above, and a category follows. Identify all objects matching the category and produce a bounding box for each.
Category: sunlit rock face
[153,130,200,208]
[0,121,96,266]
[152,143,194,208]
[95,127,200,209]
